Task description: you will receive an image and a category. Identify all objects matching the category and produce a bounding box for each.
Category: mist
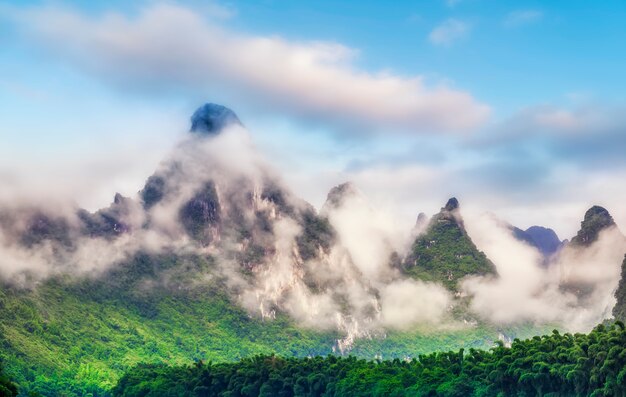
[0,116,624,344]
[462,211,625,332]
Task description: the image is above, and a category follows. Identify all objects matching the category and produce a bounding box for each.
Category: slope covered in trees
[0,252,533,396]
[112,322,626,397]
[613,255,626,322]
[0,362,17,397]
[402,198,496,290]
[570,206,616,247]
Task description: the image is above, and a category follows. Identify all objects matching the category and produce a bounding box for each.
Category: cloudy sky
[1,0,626,238]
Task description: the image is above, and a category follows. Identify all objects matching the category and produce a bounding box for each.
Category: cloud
[4,3,489,133]
[483,104,626,167]
[429,19,470,46]
[461,211,625,331]
[380,279,450,329]
[504,10,543,27]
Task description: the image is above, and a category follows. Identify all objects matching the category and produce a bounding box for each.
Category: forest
[111,322,626,397]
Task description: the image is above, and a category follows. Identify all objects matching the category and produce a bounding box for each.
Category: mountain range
[0,103,624,396]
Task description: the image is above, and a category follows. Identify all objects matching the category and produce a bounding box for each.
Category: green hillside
[403,198,496,290]
[570,206,616,247]
[613,255,626,322]
[0,253,545,396]
[111,322,626,397]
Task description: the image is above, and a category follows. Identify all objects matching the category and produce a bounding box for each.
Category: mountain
[557,205,625,304]
[402,198,496,290]
[613,255,626,322]
[512,225,563,257]
[0,103,616,396]
[2,105,542,396]
[321,182,360,212]
[189,103,242,135]
[525,226,563,255]
[570,205,616,247]
[137,103,336,270]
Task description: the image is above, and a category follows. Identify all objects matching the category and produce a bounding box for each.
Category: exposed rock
[190,103,242,135]
[570,206,616,247]
[179,182,221,245]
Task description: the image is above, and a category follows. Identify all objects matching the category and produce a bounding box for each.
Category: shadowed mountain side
[512,225,563,258]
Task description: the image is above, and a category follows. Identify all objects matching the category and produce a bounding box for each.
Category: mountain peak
[402,196,495,290]
[524,226,563,256]
[444,197,459,212]
[570,205,616,246]
[323,182,359,210]
[416,212,428,226]
[190,103,242,135]
[583,206,613,223]
[512,225,563,257]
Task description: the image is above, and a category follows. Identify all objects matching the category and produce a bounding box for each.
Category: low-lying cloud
[0,108,624,344]
[462,211,625,331]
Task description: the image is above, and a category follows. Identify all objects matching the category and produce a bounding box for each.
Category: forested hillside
[112,322,626,397]
[0,251,544,396]
[403,198,496,290]
[0,105,623,396]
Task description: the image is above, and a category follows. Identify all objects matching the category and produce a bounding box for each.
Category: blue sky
[1,0,626,236]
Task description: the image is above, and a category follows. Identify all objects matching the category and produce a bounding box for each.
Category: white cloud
[6,4,489,133]
[461,211,625,331]
[504,10,543,27]
[380,279,450,329]
[530,106,610,133]
[429,19,470,46]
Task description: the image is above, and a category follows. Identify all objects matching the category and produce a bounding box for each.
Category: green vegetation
[613,255,626,322]
[570,206,615,247]
[0,362,18,397]
[295,210,335,262]
[112,322,626,397]
[0,253,334,396]
[403,201,495,290]
[0,252,540,396]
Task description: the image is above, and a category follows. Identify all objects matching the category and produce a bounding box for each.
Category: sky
[1,0,626,238]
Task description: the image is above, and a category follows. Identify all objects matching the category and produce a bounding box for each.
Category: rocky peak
[179,181,221,246]
[190,103,242,135]
[113,192,131,206]
[437,197,463,226]
[323,182,359,211]
[570,206,616,246]
[444,197,459,212]
[416,212,428,227]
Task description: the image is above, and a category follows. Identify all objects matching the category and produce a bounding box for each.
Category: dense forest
[112,322,626,397]
[402,198,496,291]
[0,251,548,396]
[0,363,17,397]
